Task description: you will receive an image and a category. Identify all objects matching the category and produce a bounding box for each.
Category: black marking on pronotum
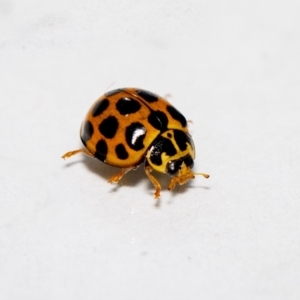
[147,110,168,131]
[173,130,189,151]
[149,136,177,166]
[115,143,129,160]
[136,89,159,103]
[92,99,109,117]
[98,116,119,139]
[116,97,141,115]
[166,105,187,127]
[81,120,94,146]
[125,122,146,151]
[95,139,108,161]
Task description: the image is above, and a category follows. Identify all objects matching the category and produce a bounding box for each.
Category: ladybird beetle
[62,88,209,199]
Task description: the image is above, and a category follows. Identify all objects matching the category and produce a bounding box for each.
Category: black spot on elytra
[99,116,118,139]
[92,98,109,117]
[80,120,94,146]
[95,139,108,162]
[166,105,187,127]
[105,89,124,97]
[174,130,189,151]
[149,136,177,166]
[125,122,146,151]
[148,110,168,131]
[116,97,141,115]
[115,143,129,160]
[136,89,159,103]
[167,132,172,138]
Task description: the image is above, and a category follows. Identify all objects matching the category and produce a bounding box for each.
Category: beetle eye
[166,160,182,176]
[184,155,194,169]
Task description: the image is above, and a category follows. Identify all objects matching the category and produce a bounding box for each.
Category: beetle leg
[168,169,195,191]
[62,148,93,159]
[167,177,177,191]
[108,167,134,184]
[144,165,161,199]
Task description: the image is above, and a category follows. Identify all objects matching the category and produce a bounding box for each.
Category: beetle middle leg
[62,148,93,159]
[108,167,134,184]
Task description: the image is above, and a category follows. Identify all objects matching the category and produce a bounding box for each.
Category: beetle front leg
[144,165,161,199]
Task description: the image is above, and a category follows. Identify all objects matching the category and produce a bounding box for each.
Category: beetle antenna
[193,172,210,178]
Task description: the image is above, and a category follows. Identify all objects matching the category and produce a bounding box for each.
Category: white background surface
[1,0,300,299]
